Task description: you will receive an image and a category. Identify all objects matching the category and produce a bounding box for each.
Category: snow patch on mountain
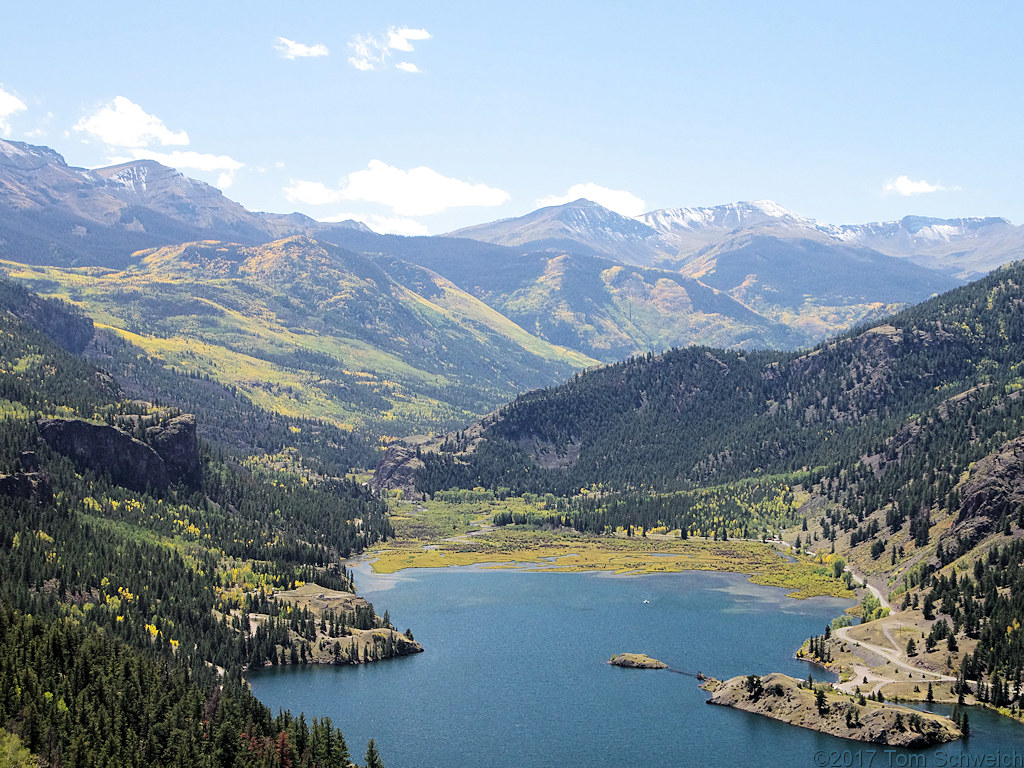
[639,200,815,236]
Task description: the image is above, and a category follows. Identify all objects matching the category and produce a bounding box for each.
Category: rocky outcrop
[39,418,169,492]
[0,464,52,504]
[146,414,202,488]
[707,673,960,748]
[372,442,425,495]
[38,415,201,492]
[954,434,1024,544]
[609,653,668,669]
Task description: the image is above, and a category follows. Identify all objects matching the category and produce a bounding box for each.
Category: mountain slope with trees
[0,281,409,766]
[411,259,1024,497]
[3,235,598,436]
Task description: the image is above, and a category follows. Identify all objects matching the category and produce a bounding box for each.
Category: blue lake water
[250,565,1024,768]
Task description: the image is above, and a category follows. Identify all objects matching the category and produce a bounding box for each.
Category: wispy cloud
[348,26,431,72]
[274,37,330,60]
[537,183,647,217]
[286,159,508,217]
[0,85,27,136]
[74,96,188,148]
[882,175,955,197]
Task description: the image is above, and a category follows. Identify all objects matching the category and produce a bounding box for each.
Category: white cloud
[0,85,27,136]
[74,96,188,148]
[387,27,431,52]
[537,183,646,217]
[321,212,429,237]
[348,26,430,72]
[274,37,329,59]
[348,33,384,71]
[882,175,952,196]
[113,149,244,188]
[284,180,345,206]
[72,97,242,188]
[285,160,509,217]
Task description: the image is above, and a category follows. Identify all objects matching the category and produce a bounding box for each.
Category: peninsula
[705,673,961,748]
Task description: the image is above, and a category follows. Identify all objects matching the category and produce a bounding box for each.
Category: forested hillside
[0,282,410,767]
[415,260,1024,496]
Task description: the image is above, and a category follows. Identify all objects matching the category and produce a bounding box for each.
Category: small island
[706,673,961,748]
[608,653,668,669]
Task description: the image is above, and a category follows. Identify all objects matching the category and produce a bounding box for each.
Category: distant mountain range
[2,136,1023,434]
[453,197,1024,280]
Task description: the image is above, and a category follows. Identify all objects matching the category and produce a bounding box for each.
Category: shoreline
[361,531,855,599]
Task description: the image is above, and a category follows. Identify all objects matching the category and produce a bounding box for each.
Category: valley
[2,136,1024,766]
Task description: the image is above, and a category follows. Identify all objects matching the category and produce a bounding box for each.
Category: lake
[250,564,1023,768]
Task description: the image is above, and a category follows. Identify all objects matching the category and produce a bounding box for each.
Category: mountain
[676,233,959,340]
[448,198,963,344]
[322,228,805,358]
[637,200,816,254]
[446,198,670,264]
[407,258,1024,496]
[826,215,1024,278]
[4,235,597,435]
[639,201,1024,278]
[0,138,366,267]
[3,136,1022,434]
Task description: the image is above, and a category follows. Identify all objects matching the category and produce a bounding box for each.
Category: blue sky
[2,1,1022,235]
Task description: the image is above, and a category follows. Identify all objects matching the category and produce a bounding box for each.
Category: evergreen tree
[365,738,385,768]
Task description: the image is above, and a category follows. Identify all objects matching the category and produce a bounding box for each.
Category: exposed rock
[381,629,424,658]
[146,414,202,488]
[259,583,424,666]
[707,673,960,748]
[37,414,201,492]
[38,418,175,492]
[0,471,52,504]
[697,673,723,691]
[19,451,38,472]
[954,434,1024,544]
[515,436,580,470]
[372,442,425,495]
[609,653,667,669]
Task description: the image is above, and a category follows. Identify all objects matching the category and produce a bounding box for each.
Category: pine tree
[365,738,385,768]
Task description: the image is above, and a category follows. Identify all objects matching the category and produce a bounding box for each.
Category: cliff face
[954,434,1024,544]
[707,673,960,748]
[371,443,424,495]
[0,470,52,504]
[146,415,202,488]
[38,416,201,492]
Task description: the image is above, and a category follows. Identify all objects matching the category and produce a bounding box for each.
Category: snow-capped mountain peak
[0,137,70,171]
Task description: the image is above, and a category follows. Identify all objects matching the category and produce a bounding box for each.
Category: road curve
[834,623,956,682]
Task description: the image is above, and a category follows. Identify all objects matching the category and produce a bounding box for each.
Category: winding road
[833,622,956,683]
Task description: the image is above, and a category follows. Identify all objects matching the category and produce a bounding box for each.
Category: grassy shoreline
[366,499,854,599]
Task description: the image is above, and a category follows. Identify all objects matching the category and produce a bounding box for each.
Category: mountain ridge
[0,137,367,267]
